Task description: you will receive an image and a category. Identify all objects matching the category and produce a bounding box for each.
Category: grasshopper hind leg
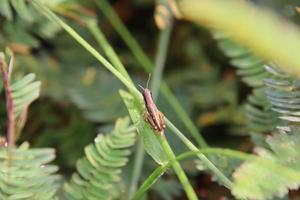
[144,112,158,130]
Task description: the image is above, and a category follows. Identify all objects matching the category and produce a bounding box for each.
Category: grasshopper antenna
[146,74,151,89]
[138,74,151,91]
[138,84,145,91]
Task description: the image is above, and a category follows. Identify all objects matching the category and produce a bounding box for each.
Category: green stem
[30,2,226,198]
[132,150,215,200]
[161,83,207,147]
[132,165,168,200]
[31,0,140,100]
[0,53,15,147]
[130,13,174,196]
[88,4,174,196]
[158,135,198,200]
[165,118,233,189]
[86,20,145,198]
[93,0,153,71]
[86,21,147,198]
[150,20,173,100]
[133,150,216,200]
[128,138,145,199]
[87,21,133,84]
[94,0,207,148]
[134,146,300,200]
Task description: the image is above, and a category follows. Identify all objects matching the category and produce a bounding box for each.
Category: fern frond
[213,31,279,136]
[0,142,60,199]
[232,127,300,199]
[264,63,300,123]
[63,117,136,200]
[232,63,300,199]
[213,31,268,88]
[0,52,41,145]
[11,73,41,117]
[245,88,279,133]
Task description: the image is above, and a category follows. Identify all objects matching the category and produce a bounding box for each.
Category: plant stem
[93,0,152,71]
[158,135,199,200]
[130,11,174,196]
[31,0,140,100]
[150,20,173,101]
[132,165,168,200]
[165,118,233,189]
[87,21,133,84]
[161,83,207,147]
[94,0,207,148]
[30,2,224,197]
[134,144,300,200]
[0,53,15,147]
[128,138,145,199]
[86,20,144,199]
[88,3,174,196]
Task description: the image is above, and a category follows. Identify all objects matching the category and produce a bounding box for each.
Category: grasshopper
[139,76,165,135]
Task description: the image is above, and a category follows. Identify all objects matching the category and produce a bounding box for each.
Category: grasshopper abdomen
[141,88,165,134]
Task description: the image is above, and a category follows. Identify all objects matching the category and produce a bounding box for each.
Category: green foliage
[11,73,40,117]
[0,0,63,48]
[179,0,300,74]
[33,106,95,169]
[4,0,300,199]
[152,179,181,200]
[119,90,167,165]
[63,117,136,200]
[213,31,267,88]
[232,128,300,199]
[209,5,300,198]
[213,31,279,136]
[264,64,300,123]
[231,62,300,199]
[245,88,278,134]
[69,69,125,123]
[0,142,60,199]
[1,0,31,21]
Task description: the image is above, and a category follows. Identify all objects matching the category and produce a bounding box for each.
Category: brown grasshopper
[139,77,165,135]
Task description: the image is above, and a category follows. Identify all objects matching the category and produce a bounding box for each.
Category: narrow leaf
[119,90,167,165]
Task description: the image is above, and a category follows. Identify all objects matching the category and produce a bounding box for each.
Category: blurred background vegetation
[1,0,300,199]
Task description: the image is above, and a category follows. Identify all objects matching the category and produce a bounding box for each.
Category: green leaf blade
[119,90,167,165]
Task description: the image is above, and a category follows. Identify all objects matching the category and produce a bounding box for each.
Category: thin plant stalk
[87,21,133,84]
[89,1,227,194]
[158,135,199,200]
[0,53,15,147]
[87,20,146,198]
[31,0,140,100]
[93,0,207,148]
[150,18,173,101]
[161,83,206,147]
[165,118,233,189]
[30,1,228,198]
[133,145,300,200]
[87,6,177,197]
[88,6,198,198]
[132,150,216,200]
[128,138,145,199]
[130,12,174,197]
